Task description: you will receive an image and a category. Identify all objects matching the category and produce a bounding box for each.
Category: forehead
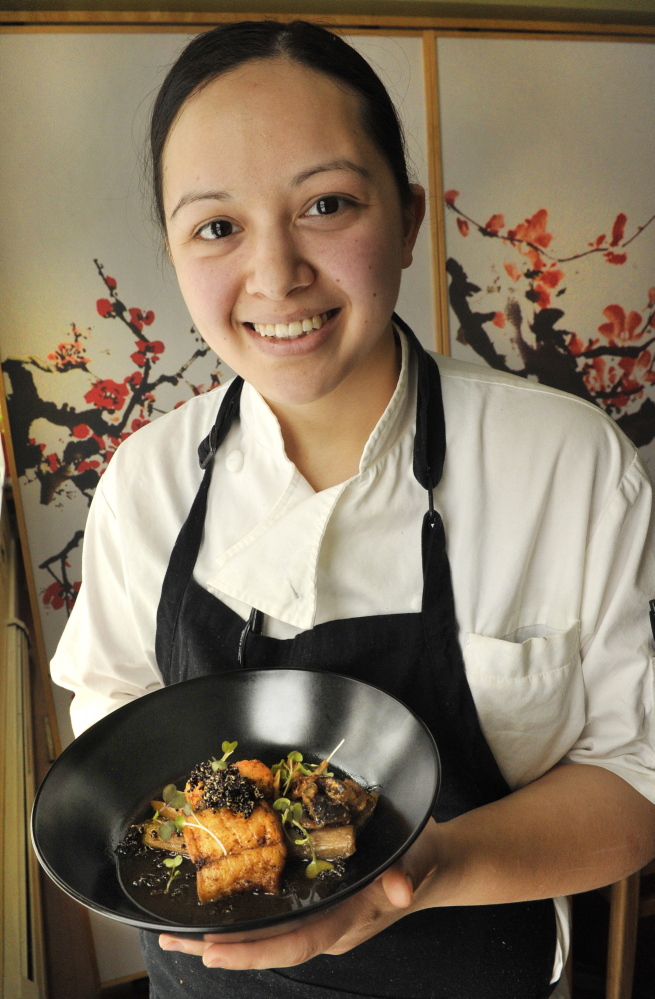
[162,58,375,191]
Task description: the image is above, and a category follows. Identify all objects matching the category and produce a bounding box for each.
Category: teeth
[253,312,329,338]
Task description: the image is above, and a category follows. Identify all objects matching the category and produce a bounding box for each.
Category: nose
[244,225,314,300]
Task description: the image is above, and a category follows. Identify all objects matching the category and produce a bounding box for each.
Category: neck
[266,329,401,492]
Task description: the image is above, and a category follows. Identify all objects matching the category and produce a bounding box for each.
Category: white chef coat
[50,327,655,983]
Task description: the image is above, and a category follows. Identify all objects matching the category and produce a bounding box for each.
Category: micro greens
[162,854,183,892]
[272,739,345,796]
[151,776,228,856]
[273,797,334,879]
[211,741,238,772]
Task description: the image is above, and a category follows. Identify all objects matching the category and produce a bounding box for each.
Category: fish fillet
[183,761,286,903]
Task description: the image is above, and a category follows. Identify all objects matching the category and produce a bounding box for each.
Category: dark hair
[150,19,413,231]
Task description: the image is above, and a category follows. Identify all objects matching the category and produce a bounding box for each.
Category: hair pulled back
[150,20,413,230]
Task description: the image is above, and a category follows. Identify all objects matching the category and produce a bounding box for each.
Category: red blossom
[42,580,80,612]
[444,190,459,206]
[72,424,91,439]
[105,276,117,290]
[130,417,150,432]
[124,371,143,389]
[507,209,553,251]
[598,304,643,343]
[129,307,144,331]
[485,214,505,235]
[47,340,90,372]
[128,308,156,331]
[610,213,627,247]
[492,311,506,329]
[96,298,114,318]
[456,218,469,237]
[130,338,165,367]
[538,267,564,289]
[84,378,129,412]
[76,459,100,474]
[532,286,551,310]
[45,453,59,472]
[604,251,627,265]
[504,262,522,282]
[567,333,589,356]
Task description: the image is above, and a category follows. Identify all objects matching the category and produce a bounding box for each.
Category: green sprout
[272,751,315,796]
[211,740,238,772]
[151,773,227,856]
[273,797,334,879]
[162,854,183,892]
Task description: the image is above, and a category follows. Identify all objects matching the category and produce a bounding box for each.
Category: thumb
[380,865,414,909]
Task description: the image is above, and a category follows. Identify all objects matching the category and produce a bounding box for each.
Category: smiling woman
[49,19,655,999]
[159,47,423,488]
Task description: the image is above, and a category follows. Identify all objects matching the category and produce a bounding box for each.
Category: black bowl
[32,669,439,940]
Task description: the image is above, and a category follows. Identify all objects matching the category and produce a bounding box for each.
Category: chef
[51,20,655,999]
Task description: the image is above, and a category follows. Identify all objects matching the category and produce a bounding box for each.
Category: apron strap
[155,376,243,680]
[415,346,511,806]
[391,312,446,492]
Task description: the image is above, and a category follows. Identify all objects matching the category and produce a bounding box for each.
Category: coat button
[226,449,244,472]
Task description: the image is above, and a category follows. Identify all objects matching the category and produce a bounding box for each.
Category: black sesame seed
[188,761,263,818]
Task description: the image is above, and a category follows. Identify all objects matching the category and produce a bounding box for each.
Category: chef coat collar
[238,323,412,479]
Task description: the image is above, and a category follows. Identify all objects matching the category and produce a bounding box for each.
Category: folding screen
[438,36,655,478]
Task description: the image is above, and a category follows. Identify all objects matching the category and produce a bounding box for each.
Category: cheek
[321,226,403,309]
[175,256,241,330]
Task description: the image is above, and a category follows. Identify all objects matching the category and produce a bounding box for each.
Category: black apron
[142,316,558,999]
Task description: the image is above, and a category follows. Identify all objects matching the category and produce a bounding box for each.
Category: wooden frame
[1,12,653,996]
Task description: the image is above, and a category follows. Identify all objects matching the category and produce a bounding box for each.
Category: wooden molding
[0,368,62,760]
[1,10,655,38]
[422,30,450,355]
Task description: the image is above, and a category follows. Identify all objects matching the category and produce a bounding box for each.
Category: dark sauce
[115,762,362,927]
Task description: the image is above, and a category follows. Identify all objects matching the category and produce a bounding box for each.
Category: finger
[201,921,332,970]
[159,933,212,956]
[380,867,414,909]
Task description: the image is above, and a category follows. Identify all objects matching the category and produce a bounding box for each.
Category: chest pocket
[463,621,585,789]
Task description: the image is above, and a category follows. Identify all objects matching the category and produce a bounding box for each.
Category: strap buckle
[199,424,219,469]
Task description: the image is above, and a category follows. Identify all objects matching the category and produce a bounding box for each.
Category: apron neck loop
[391,313,446,495]
[198,376,244,469]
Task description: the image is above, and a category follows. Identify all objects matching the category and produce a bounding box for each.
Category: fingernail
[204,956,224,968]
[161,940,184,952]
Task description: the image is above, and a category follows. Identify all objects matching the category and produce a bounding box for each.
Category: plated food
[120,740,378,908]
[32,668,439,939]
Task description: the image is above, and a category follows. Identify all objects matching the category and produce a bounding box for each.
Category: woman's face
[162,57,423,407]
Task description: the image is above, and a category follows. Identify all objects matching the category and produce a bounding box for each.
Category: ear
[401,185,426,269]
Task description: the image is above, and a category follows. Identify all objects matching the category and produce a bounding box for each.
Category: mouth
[243,308,340,341]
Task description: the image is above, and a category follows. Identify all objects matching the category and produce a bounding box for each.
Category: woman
[51,20,655,999]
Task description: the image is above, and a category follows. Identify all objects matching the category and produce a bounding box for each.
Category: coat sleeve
[565,451,655,803]
[50,474,164,737]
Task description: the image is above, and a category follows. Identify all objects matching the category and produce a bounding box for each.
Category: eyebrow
[169,159,370,221]
[291,159,371,185]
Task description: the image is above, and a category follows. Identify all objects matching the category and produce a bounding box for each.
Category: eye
[196,219,240,240]
[305,196,352,217]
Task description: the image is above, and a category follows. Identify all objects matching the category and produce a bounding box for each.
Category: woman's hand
[159,818,441,970]
[158,763,655,970]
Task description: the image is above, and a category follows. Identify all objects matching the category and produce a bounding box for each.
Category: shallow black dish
[32,668,439,940]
